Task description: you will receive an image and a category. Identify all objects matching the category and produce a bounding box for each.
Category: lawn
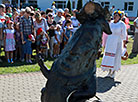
[129,21,134,25]
[0,37,137,74]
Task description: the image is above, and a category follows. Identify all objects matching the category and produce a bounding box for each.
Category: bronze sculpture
[38,1,112,102]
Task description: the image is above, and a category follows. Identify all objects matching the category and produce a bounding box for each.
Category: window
[28,0,37,8]
[101,2,110,8]
[55,1,66,9]
[72,1,75,9]
[124,2,134,11]
[11,0,18,7]
[2,0,10,4]
[20,0,26,3]
[28,0,37,4]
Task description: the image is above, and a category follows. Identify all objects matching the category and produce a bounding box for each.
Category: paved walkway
[0,64,138,102]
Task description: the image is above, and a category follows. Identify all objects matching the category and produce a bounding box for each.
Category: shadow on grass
[96,77,121,93]
[0,56,55,68]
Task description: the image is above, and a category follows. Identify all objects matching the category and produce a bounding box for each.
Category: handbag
[121,48,128,60]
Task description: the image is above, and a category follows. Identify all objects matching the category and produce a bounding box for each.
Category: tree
[77,0,83,11]
[67,0,71,13]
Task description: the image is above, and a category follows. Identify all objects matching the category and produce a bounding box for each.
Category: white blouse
[110,20,127,41]
[34,19,49,32]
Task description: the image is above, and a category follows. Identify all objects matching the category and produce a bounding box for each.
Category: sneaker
[11,59,14,64]
[26,60,29,63]
[14,57,17,61]
[110,74,115,79]
[19,58,22,61]
[110,72,115,79]
[8,59,10,63]
[28,60,32,64]
[105,73,111,78]
[50,54,53,58]
[0,59,2,62]
[53,55,56,58]
[21,59,25,62]
[54,55,59,58]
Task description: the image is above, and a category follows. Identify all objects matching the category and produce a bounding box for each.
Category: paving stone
[1,64,138,102]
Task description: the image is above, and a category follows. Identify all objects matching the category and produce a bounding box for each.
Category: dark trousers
[132,33,138,53]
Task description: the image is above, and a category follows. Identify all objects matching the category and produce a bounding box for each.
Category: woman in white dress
[101,10,127,78]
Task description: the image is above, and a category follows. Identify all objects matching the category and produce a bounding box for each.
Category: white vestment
[101,20,127,71]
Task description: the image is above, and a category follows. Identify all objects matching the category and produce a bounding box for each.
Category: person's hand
[32,40,35,43]
[22,41,26,44]
[124,44,127,48]
[49,26,52,29]
[50,25,54,29]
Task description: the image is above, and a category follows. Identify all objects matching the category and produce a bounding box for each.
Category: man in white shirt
[71,9,80,34]
[54,9,65,24]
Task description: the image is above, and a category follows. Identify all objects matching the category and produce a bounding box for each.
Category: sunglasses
[26,11,30,14]
[48,15,52,17]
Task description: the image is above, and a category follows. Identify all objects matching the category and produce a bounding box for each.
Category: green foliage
[67,0,71,13]
[77,0,83,11]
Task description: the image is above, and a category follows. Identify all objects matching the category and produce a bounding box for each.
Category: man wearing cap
[54,9,65,24]
[18,9,25,21]
[0,4,6,62]
[19,7,35,62]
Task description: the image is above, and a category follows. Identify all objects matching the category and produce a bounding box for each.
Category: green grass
[129,21,134,25]
[0,60,53,74]
[0,37,137,74]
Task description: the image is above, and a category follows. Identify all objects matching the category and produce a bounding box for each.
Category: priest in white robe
[101,10,127,78]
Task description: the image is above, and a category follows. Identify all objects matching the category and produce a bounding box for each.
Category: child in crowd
[4,20,15,63]
[63,19,73,47]
[36,28,43,54]
[47,25,56,58]
[40,29,49,59]
[24,34,35,63]
[15,23,22,61]
[53,24,63,57]
[62,13,71,27]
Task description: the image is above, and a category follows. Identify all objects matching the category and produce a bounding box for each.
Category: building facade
[1,0,138,17]
[94,0,138,17]
[2,0,37,8]
[39,0,138,17]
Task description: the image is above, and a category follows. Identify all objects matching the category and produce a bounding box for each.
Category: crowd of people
[0,3,80,64]
[0,2,138,79]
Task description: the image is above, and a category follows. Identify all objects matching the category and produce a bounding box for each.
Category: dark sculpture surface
[38,1,112,102]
